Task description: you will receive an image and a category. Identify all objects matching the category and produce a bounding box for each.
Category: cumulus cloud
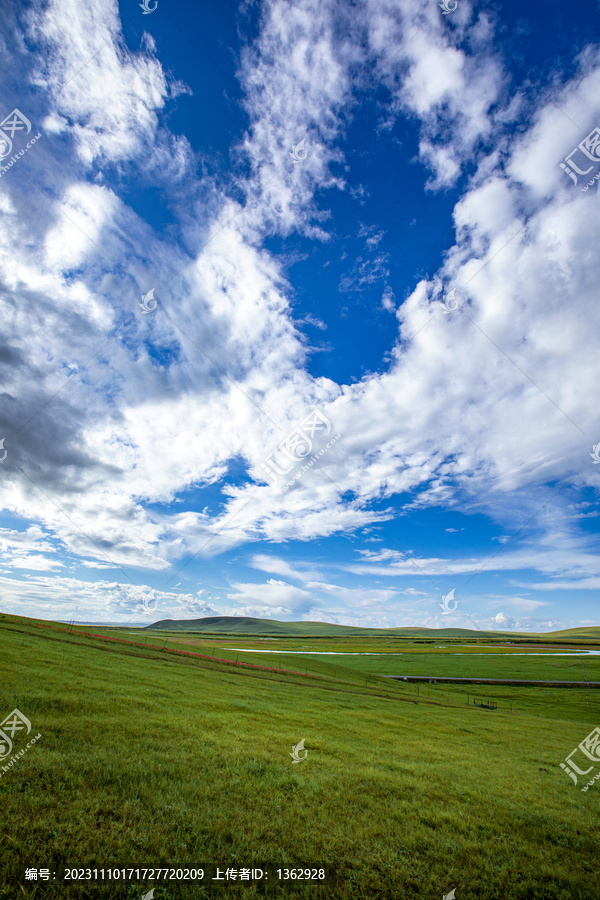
[226,579,314,616]
[0,572,218,622]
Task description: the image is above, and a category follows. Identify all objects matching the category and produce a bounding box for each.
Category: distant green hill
[146,616,379,636]
[145,616,600,640]
[537,626,600,639]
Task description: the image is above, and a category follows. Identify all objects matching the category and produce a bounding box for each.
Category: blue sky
[0,0,599,630]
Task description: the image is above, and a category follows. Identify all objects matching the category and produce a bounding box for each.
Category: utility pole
[581,656,590,687]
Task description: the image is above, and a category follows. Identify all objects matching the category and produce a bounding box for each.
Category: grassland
[205,642,600,683]
[1,613,599,899]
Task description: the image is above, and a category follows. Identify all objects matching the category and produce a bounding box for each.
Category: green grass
[142,633,600,723]
[126,630,600,687]
[224,645,600,683]
[1,614,600,899]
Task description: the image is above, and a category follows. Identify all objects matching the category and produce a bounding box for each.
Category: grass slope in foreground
[0,613,599,899]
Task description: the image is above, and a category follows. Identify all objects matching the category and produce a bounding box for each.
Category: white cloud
[226,579,314,615]
[30,0,189,174]
[249,554,310,581]
[364,0,503,186]
[381,285,396,313]
[0,572,218,621]
[7,555,64,571]
[44,183,119,268]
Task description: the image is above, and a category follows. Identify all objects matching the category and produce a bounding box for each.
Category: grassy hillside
[146,615,376,635]
[1,613,600,899]
[539,626,600,639]
[146,616,600,642]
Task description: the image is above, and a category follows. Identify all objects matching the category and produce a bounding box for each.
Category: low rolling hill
[145,615,600,642]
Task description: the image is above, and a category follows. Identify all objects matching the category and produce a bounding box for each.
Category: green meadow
[1,613,600,899]
[155,635,600,682]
